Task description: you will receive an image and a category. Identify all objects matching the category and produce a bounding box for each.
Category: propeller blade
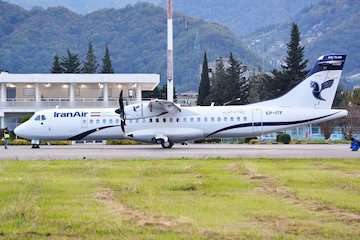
[115,90,126,133]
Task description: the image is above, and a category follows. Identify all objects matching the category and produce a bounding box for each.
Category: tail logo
[310,79,334,101]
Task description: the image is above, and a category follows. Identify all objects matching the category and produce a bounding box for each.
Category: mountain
[245,0,360,85]
[6,0,321,35]
[0,1,260,91]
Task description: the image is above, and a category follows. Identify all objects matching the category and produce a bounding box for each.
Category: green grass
[0,158,359,240]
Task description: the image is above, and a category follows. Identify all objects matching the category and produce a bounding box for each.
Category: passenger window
[190,117,194,122]
[103,119,106,124]
[183,118,187,122]
[211,117,215,122]
[149,118,153,123]
[169,118,173,123]
[176,118,180,123]
[109,119,113,124]
[237,116,241,121]
[163,118,167,123]
[156,118,159,123]
[244,116,247,121]
[197,117,201,122]
[115,119,120,124]
[136,119,139,123]
[217,117,221,122]
[90,119,94,124]
[142,119,146,123]
[96,119,100,124]
[35,115,41,121]
[41,115,46,121]
[224,117,228,121]
[204,117,208,122]
[230,117,234,121]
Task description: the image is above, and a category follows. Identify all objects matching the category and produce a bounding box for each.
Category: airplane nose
[14,125,25,138]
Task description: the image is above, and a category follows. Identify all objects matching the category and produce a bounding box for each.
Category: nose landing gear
[31,140,40,149]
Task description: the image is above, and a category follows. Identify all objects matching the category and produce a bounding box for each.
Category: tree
[225,53,241,103]
[197,52,211,106]
[248,73,273,103]
[272,23,308,96]
[82,42,98,73]
[210,57,227,105]
[101,45,114,73]
[61,50,82,73]
[50,54,63,73]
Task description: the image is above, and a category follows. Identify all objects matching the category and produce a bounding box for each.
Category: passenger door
[252,109,263,135]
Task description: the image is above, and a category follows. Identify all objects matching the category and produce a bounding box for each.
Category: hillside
[0,1,260,91]
[245,0,360,84]
[6,0,321,35]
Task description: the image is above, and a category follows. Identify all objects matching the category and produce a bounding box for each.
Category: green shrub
[106,139,139,145]
[9,139,30,145]
[277,134,291,144]
[249,139,260,144]
[245,137,257,143]
[47,141,72,145]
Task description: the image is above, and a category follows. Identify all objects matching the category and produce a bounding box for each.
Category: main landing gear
[160,140,174,149]
[153,136,174,149]
[31,140,40,149]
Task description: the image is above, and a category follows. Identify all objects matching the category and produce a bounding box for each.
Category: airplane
[14,54,348,149]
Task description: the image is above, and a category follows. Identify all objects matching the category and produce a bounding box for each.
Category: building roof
[0,72,160,90]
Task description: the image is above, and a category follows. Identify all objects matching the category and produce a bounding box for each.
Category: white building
[0,72,160,130]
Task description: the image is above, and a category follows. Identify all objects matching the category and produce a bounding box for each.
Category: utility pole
[167,0,174,102]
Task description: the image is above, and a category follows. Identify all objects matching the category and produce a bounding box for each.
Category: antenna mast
[167,0,174,102]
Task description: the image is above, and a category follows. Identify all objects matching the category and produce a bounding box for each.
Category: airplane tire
[32,144,40,149]
[161,140,174,149]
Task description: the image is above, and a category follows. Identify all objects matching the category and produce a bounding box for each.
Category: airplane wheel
[32,144,40,149]
[161,140,174,149]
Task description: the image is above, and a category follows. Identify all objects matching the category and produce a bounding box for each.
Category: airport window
[35,115,41,121]
[90,119,94,124]
[156,118,159,123]
[217,117,221,122]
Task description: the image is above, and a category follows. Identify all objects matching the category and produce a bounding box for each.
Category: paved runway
[0,144,358,160]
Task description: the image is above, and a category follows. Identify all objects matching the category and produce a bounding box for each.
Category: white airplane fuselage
[14,54,349,147]
[14,105,347,143]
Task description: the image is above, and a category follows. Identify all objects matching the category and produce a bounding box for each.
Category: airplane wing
[148,99,182,114]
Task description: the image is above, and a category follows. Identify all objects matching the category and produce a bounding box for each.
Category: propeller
[115,90,126,133]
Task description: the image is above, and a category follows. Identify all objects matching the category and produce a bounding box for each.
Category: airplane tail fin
[255,54,346,109]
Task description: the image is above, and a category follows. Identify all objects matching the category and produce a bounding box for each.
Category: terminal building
[0,72,160,130]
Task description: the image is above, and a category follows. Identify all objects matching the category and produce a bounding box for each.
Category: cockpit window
[34,115,41,121]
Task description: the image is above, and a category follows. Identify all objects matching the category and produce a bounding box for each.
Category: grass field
[0,158,359,240]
